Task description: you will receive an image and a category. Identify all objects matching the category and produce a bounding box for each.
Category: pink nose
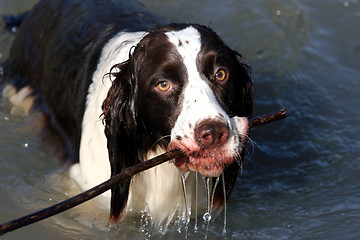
[195,121,229,149]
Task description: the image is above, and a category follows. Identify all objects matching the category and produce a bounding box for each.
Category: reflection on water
[1,0,360,239]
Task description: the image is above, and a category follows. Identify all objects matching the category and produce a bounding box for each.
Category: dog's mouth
[169,116,248,177]
[172,148,232,177]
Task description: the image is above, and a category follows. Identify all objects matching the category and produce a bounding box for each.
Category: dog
[3,0,253,227]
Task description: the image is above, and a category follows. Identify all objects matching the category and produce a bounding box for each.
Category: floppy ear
[102,60,139,224]
[236,52,253,118]
[213,51,253,209]
[227,50,253,118]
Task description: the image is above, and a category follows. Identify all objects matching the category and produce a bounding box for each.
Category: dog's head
[103,23,253,178]
[102,23,253,222]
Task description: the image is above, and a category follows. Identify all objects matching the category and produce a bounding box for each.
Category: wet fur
[4,0,253,227]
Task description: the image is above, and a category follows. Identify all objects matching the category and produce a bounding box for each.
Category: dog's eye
[156,81,173,92]
[215,69,228,82]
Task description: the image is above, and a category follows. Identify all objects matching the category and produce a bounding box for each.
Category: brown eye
[156,81,172,92]
[215,69,228,82]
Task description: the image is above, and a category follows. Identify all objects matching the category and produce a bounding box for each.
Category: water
[203,176,220,239]
[1,0,360,239]
[203,177,212,239]
[180,173,190,238]
[221,173,227,235]
[194,172,199,232]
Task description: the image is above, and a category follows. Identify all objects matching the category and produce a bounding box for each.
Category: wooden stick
[249,108,287,128]
[0,150,182,235]
[0,108,287,235]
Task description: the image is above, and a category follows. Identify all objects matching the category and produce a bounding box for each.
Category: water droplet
[203,212,212,222]
[221,173,227,235]
[194,172,199,232]
[275,10,281,16]
[180,173,190,238]
[203,177,211,216]
[203,176,212,239]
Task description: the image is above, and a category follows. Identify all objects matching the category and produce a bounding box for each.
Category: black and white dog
[4,0,253,227]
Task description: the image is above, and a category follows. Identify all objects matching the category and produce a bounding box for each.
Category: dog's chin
[169,141,238,177]
[174,155,228,177]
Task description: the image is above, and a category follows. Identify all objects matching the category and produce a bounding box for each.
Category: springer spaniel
[3,0,253,227]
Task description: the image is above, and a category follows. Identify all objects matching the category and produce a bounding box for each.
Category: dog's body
[4,0,253,227]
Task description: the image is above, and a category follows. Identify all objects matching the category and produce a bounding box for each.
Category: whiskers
[244,135,261,157]
[149,116,177,150]
[230,133,260,175]
[233,155,244,170]
[150,135,171,150]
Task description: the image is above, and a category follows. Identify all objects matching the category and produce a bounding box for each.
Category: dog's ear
[213,50,253,210]
[230,50,253,118]
[102,59,140,225]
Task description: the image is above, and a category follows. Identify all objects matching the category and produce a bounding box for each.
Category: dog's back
[6,0,160,162]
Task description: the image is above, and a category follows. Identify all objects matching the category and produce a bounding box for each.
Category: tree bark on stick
[0,108,287,236]
[248,108,287,128]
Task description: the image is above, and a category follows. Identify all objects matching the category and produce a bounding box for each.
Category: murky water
[1,0,360,239]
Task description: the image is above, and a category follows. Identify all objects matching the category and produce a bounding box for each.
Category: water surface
[0,0,360,239]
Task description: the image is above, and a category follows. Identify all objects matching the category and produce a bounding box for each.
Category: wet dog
[3,0,252,227]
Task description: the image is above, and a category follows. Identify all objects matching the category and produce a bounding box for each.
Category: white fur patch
[166,27,246,156]
[69,31,147,203]
[126,147,192,227]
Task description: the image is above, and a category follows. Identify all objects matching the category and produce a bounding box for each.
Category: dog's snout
[195,121,229,149]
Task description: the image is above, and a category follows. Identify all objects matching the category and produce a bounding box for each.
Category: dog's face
[103,24,253,177]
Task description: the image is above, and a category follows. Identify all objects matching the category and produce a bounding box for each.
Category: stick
[248,108,287,128]
[0,150,182,235]
[0,108,287,235]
